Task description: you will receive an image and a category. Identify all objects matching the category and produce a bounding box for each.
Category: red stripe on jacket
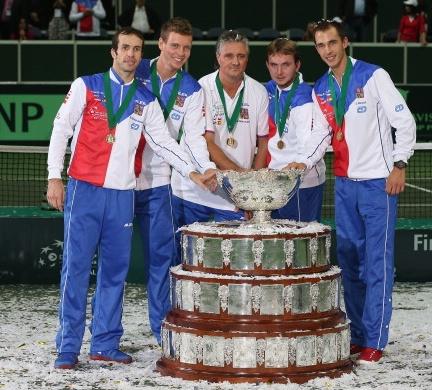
[316,94,349,176]
[134,134,146,177]
[266,116,277,167]
[69,89,113,186]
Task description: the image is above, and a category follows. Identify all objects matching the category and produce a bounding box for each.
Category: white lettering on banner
[414,234,432,251]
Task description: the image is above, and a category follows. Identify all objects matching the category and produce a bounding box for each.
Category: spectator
[397,0,427,45]
[10,17,36,39]
[0,0,26,38]
[28,0,51,31]
[48,0,70,39]
[118,0,161,39]
[337,0,378,41]
[69,0,106,38]
[303,21,316,41]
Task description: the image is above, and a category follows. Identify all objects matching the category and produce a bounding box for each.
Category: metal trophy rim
[216,169,303,224]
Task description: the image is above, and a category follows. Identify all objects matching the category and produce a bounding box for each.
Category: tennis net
[0,144,431,218]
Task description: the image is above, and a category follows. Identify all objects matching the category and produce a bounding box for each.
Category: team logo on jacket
[356,87,364,99]
[395,104,404,112]
[240,108,249,120]
[175,94,186,107]
[317,90,332,104]
[133,103,144,116]
[215,116,223,126]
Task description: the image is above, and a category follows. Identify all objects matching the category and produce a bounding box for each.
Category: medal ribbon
[150,61,183,120]
[275,73,300,138]
[328,58,353,127]
[150,61,183,141]
[103,71,138,130]
[215,72,245,134]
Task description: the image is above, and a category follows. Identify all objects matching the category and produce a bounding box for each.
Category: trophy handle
[285,174,302,204]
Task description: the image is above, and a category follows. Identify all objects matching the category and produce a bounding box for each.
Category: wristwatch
[394,160,408,169]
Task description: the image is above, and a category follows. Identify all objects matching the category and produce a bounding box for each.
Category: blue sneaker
[89,349,132,364]
[54,352,79,369]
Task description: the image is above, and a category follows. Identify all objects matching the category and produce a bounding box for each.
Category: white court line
[406,183,432,194]
[323,204,432,207]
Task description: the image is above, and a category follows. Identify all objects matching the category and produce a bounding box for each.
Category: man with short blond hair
[134,17,217,344]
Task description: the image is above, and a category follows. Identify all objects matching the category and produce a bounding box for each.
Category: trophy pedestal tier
[169,266,342,321]
[157,315,352,384]
[157,359,352,385]
[180,220,332,276]
[157,219,353,384]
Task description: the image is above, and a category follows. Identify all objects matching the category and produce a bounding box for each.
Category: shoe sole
[357,358,381,365]
[89,355,132,364]
[54,363,77,369]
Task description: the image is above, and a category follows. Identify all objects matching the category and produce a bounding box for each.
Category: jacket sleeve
[291,101,314,160]
[373,68,416,162]
[92,0,106,20]
[199,77,216,133]
[68,2,82,23]
[181,88,216,173]
[299,91,332,169]
[143,99,195,178]
[47,78,86,179]
[256,84,269,137]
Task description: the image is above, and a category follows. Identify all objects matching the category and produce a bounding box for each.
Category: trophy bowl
[216,169,302,223]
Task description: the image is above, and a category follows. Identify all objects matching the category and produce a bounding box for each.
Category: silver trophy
[216,169,302,223]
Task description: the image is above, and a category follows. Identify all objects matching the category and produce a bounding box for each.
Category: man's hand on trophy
[189,169,218,191]
[203,168,219,192]
[244,210,253,220]
[283,162,307,170]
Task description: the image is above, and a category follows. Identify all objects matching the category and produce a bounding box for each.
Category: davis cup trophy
[157,169,352,384]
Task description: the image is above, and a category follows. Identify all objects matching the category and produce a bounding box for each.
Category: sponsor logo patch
[171,112,181,121]
[175,95,186,107]
[133,103,144,116]
[240,107,249,120]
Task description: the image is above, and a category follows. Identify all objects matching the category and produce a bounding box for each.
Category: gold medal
[277,139,285,150]
[335,130,344,142]
[226,137,237,148]
[106,133,116,144]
